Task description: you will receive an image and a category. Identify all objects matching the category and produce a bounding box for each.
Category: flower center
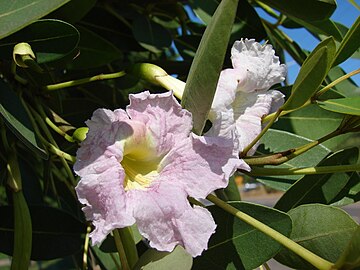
[121,155,159,191]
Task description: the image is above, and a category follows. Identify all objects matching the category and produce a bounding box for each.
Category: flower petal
[159,135,249,199]
[126,91,193,156]
[234,90,285,155]
[127,182,216,257]
[75,156,135,245]
[230,38,287,92]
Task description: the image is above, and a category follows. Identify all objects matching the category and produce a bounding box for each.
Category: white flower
[207,38,287,155]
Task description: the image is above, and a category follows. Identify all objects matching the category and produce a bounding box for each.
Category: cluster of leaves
[0,0,359,269]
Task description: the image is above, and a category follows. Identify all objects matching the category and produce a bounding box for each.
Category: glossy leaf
[181,0,239,134]
[275,204,358,270]
[0,19,80,64]
[69,26,122,69]
[259,0,336,21]
[193,202,292,270]
[335,226,360,270]
[333,16,360,66]
[132,15,172,53]
[0,79,47,159]
[0,0,70,39]
[317,97,360,116]
[134,246,192,270]
[282,37,336,110]
[0,205,86,260]
[275,148,359,212]
[255,129,331,191]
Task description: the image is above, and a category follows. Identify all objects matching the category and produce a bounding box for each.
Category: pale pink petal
[126,91,192,156]
[234,90,285,155]
[75,156,135,245]
[127,182,215,257]
[230,39,287,92]
[158,135,249,199]
[210,69,245,112]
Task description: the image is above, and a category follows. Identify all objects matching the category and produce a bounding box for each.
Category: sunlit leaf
[275,204,358,270]
[275,148,359,212]
[255,129,331,191]
[134,246,192,270]
[317,97,360,116]
[282,37,336,110]
[182,0,239,134]
[193,202,292,270]
[333,16,360,66]
[0,0,70,39]
[335,226,360,270]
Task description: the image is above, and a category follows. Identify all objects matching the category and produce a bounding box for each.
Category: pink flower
[74,91,249,257]
[207,39,287,155]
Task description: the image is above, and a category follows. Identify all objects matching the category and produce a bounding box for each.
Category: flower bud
[127,63,185,99]
[72,127,89,142]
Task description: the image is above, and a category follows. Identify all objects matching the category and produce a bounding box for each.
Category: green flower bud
[72,127,89,143]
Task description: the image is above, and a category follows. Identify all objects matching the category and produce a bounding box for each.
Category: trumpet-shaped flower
[74,91,249,257]
[207,39,287,155]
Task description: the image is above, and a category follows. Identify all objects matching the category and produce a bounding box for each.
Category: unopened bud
[72,127,89,142]
[127,63,185,99]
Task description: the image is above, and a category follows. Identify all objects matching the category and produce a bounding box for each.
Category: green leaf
[333,16,360,66]
[282,37,336,111]
[193,202,292,270]
[0,205,86,260]
[331,173,360,206]
[0,79,47,159]
[275,148,359,212]
[134,246,192,270]
[190,0,266,41]
[259,0,336,21]
[0,19,79,64]
[275,204,359,270]
[327,66,360,97]
[69,26,122,70]
[256,129,331,191]
[12,191,32,270]
[91,246,119,270]
[174,35,201,60]
[223,175,242,201]
[335,226,360,270]
[317,97,360,116]
[181,0,239,134]
[273,91,352,151]
[297,18,343,41]
[0,0,70,39]
[132,15,172,53]
[48,0,97,23]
